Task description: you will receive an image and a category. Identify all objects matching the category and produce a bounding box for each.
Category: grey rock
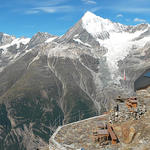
[0,32,15,46]
[28,32,56,49]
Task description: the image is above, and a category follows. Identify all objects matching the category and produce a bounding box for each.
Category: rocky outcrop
[121,125,136,144]
[27,32,55,49]
[0,33,15,46]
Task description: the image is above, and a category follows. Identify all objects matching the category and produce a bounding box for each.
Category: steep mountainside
[0,11,150,150]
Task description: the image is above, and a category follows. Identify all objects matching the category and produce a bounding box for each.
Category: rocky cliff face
[0,11,150,150]
[0,33,15,46]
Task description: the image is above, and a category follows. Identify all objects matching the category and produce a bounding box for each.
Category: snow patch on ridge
[98,30,150,71]
[73,38,91,47]
[74,34,79,37]
[12,38,30,48]
[0,37,30,51]
[0,37,31,72]
[45,37,57,43]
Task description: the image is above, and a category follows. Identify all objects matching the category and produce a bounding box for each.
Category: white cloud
[116,14,123,18]
[25,10,39,14]
[90,7,101,12]
[18,0,69,7]
[24,0,73,15]
[117,7,150,13]
[36,0,69,7]
[82,0,96,5]
[33,5,74,13]
[134,18,146,23]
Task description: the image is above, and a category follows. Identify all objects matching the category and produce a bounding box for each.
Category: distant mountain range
[0,11,150,150]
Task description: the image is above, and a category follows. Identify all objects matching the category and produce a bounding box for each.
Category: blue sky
[0,0,150,37]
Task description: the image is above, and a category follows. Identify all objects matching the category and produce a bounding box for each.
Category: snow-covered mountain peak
[82,11,100,19]
[81,11,150,75]
[82,11,127,38]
